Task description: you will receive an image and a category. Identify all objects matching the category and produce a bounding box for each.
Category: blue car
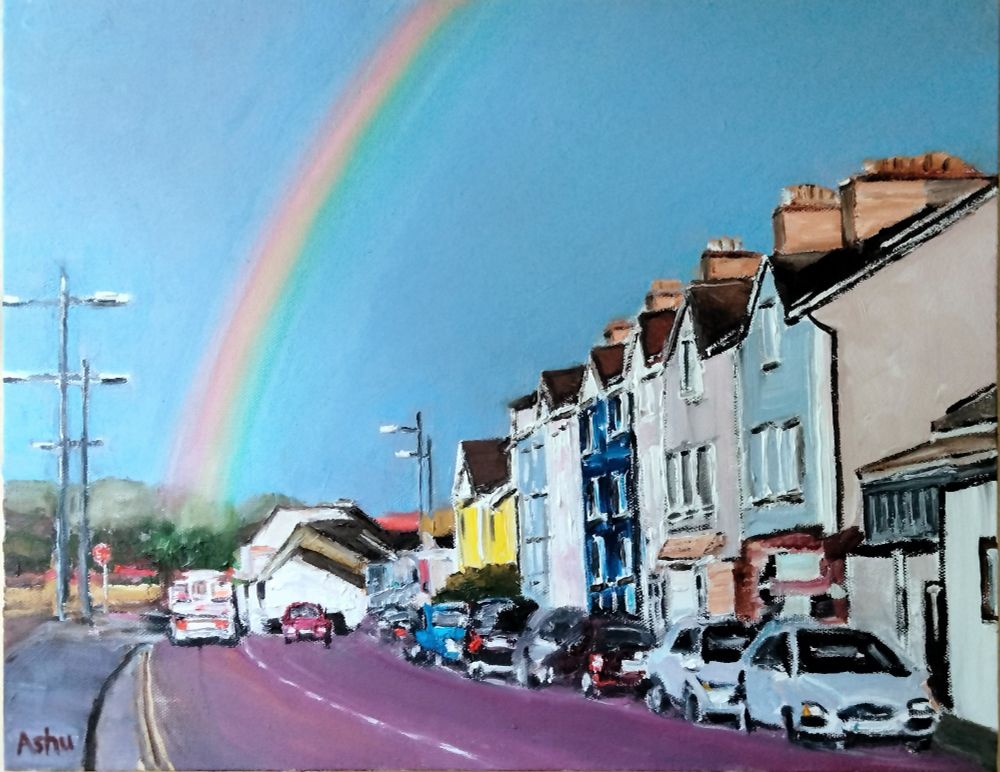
[405,602,470,666]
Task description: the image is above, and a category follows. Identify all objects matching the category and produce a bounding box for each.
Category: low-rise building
[453,439,517,571]
[510,391,551,604]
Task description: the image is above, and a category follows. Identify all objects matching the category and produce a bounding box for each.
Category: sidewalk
[4,614,162,770]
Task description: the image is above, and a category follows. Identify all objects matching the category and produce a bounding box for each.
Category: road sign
[92,542,111,567]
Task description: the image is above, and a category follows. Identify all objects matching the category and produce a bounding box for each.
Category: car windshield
[494,603,537,634]
[701,623,756,663]
[596,625,655,649]
[797,629,909,676]
[472,603,512,631]
[432,610,468,627]
[289,604,320,619]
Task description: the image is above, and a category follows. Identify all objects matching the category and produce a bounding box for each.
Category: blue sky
[5,0,997,517]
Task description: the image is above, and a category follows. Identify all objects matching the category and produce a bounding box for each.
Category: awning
[658,532,725,561]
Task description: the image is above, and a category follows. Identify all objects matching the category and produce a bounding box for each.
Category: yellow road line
[137,647,175,771]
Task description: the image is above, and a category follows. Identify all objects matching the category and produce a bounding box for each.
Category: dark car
[281,602,332,647]
[578,619,657,698]
[512,606,589,688]
[377,605,420,644]
[465,598,538,680]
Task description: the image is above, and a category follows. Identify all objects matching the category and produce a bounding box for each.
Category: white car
[643,617,758,727]
[739,619,938,749]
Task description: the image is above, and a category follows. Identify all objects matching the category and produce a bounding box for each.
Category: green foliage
[139,520,238,577]
[434,563,523,604]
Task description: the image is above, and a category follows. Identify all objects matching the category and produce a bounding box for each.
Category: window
[608,393,629,435]
[671,627,698,655]
[611,472,628,516]
[619,535,633,577]
[679,330,703,401]
[749,419,803,504]
[863,487,940,544]
[585,478,603,520]
[981,537,998,622]
[751,633,790,675]
[760,299,781,369]
[665,443,716,526]
[589,536,606,585]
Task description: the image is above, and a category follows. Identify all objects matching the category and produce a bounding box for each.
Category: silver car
[643,617,758,727]
[739,619,938,749]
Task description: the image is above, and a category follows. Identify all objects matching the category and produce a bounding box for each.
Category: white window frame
[749,419,804,505]
[760,298,782,370]
[586,477,604,521]
[611,471,628,516]
[607,392,630,437]
[665,442,716,528]
[679,331,703,402]
[619,534,633,577]
[590,535,606,585]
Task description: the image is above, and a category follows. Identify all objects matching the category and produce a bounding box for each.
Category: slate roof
[508,392,538,411]
[460,438,510,494]
[308,516,397,562]
[637,308,678,365]
[685,278,754,357]
[590,343,626,387]
[772,182,997,316]
[541,365,585,408]
[931,385,996,434]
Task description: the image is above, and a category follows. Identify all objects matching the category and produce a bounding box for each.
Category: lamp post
[379,411,433,523]
[4,271,129,621]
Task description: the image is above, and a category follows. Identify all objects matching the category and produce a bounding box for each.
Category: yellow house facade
[453,439,518,571]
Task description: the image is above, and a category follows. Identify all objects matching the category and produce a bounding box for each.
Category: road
[147,629,979,771]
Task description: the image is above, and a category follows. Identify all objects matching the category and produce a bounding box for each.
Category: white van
[167,569,238,645]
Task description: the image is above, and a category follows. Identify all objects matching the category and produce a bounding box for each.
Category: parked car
[465,598,538,680]
[739,619,938,749]
[281,602,333,647]
[643,617,758,726]
[512,606,589,688]
[577,618,657,698]
[407,602,470,666]
[167,569,238,646]
[377,605,420,644]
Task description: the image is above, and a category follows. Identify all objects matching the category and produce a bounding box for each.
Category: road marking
[138,647,176,772]
[242,639,482,764]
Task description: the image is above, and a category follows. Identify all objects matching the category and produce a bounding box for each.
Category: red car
[281,602,333,647]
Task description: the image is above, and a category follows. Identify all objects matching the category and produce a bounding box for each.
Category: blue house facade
[735,262,841,621]
[580,342,640,616]
[509,392,551,605]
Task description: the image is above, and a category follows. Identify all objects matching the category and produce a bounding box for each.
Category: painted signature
[16,728,75,755]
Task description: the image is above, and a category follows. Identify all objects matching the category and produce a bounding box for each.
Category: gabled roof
[931,384,996,434]
[773,183,997,317]
[308,517,398,562]
[590,343,626,387]
[459,438,509,494]
[508,391,538,411]
[637,308,678,365]
[541,365,585,408]
[686,278,754,357]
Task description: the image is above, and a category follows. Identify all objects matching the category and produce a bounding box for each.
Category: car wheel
[684,691,703,724]
[542,665,555,686]
[469,662,485,681]
[432,652,444,667]
[905,738,932,753]
[580,671,600,699]
[782,707,800,743]
[284,636,293,645]
[645,680,668,715]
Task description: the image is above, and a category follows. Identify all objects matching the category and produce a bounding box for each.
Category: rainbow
[167,1,464,501]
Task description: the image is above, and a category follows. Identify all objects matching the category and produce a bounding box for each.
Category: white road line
[241,639,482,764]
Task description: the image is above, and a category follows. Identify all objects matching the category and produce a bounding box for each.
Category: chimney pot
[603,318,633,344]
[773,184,844,254]
[645,278,684,311]
[698,237,762,281]
[844,152,989,244]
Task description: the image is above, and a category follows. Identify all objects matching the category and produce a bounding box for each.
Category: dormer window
[760,299,782,370]
[679,330,703,402]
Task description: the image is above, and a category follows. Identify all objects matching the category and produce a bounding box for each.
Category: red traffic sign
[92,543,111,567]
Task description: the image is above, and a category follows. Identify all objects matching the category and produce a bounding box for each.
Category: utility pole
[4,270,129,621]
[426,437,434,530]
[78,359,94,622]
[415,411,425,524]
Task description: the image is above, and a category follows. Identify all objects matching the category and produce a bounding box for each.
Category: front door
[922,581,951,708]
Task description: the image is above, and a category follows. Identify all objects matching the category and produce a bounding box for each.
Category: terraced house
[579,321,640,616]
[509,391,549,604]
[452,438,517,571]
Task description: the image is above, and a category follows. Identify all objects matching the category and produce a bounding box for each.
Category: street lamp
[379,412,433,526]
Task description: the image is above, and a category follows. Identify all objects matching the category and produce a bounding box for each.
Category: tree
[434,564,523,604]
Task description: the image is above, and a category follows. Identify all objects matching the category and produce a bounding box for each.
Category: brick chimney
[697,237,763,281]
[645,279,684,312]
[773,184,843,254]
[603,318,633,344]
[841,152,991,244]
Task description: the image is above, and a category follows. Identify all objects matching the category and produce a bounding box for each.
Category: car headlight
[444,638,460,653]
[801,702,829,721]
[908,698,935,715]
[697,678,735,693]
